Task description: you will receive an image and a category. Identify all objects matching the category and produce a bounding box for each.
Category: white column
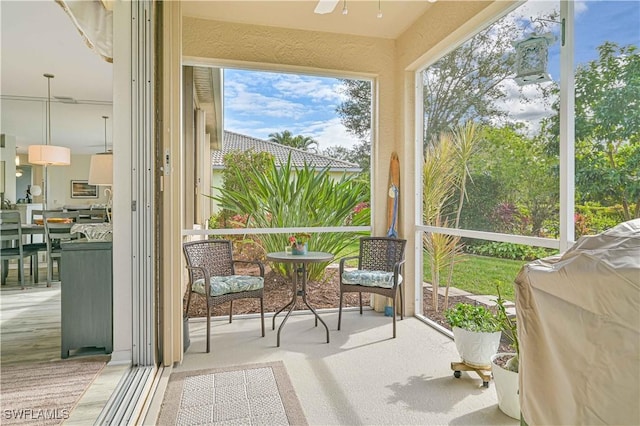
[110,0,133,365]
[559,0,575,251]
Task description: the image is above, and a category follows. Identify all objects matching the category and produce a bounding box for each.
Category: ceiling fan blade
[314,0,339,15]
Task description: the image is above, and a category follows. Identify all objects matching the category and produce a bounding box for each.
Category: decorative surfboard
[386,152,400,238]
[382,152,400,315]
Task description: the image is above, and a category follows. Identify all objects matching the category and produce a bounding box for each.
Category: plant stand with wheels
[451,361,491,388]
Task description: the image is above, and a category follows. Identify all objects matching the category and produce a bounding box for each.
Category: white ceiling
[1,0,113,155]
[1,0,433,155]
[181,0,434,40]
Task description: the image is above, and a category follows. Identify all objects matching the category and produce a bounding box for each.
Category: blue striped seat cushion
[192,275,264,297]
[341,270,402,289]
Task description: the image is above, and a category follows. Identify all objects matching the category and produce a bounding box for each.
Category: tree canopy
[336,79,372,141]
[542,42,640,219]
[335,16,547,150]
[268,130,319,152]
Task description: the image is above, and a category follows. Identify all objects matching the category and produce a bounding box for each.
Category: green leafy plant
[210,154,369,279]
[495,285,519,372]
[444,303,501,333]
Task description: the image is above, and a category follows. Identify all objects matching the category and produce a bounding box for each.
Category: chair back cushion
[342,270,403,289]
[192,275,264,297]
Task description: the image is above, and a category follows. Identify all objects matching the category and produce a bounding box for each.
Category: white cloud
[225,116,360,150]
[492,78,556,134]
[224,79,307,119]
[300,118,361,149]
[272,74,344,103]
[223,69,365,150]
[575,1,588,16]
[226,69,343,103]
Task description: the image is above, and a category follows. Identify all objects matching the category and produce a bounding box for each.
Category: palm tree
[268,130,318,152]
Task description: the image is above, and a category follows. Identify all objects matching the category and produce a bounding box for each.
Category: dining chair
[338,236,407,338]
[43,210,79,286]
[0,210,38,289]
[183,239,265,353]
[23,209,47,281]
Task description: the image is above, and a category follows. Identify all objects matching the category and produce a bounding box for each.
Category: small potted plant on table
[289,232,311,255]
[445,302,502,387]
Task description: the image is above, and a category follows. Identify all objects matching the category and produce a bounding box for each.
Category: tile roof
[212,131,360,172]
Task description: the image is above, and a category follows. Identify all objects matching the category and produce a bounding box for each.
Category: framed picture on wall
[70,180,98,199]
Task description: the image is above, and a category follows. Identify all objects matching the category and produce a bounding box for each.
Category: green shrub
[576,203,625,235]
[219,150,273,223]
[466,242,557,261]
[444,303,501,333]
[457,174,503,232]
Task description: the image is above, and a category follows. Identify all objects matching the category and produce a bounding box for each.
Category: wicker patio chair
[338,236,407,338]
[183,239,265,353]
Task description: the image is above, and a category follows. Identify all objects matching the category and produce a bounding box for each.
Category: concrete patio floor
[2,264,518,425]
[147,309,518,425]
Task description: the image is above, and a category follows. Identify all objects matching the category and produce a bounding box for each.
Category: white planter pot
[491,352,520,419]
[452,326,501,368]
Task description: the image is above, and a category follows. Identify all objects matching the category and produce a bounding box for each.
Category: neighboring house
[209,131,361,211]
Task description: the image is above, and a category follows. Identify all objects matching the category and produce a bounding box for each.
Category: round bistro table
[266,251,334,347]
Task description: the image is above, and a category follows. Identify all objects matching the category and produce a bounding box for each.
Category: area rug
[0,359,106,425]
[158,361,308,426]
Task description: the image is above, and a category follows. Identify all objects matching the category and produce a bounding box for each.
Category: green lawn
[423,254,525,301]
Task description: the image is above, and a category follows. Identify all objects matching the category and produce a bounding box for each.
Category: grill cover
[515,219,640,425]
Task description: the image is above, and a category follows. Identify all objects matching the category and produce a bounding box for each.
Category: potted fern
[444,302,502,369]
[491,286,520,419]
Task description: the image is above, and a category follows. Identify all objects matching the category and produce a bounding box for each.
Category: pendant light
[28,73,71,209]
[88,115,113,186]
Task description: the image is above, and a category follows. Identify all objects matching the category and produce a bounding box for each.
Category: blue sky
[546,0,640,79]
[224,70,362,150]
[223,1,639,150]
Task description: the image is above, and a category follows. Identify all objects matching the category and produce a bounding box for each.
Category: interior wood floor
[0,264,63,365]
[1,263,124,425]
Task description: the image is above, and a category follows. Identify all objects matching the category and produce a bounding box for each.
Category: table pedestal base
[272,263,330,347]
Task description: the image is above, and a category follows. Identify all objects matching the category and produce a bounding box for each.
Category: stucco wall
[183,18,395,236]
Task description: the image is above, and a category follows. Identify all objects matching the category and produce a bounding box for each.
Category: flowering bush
[289,232,311,247]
